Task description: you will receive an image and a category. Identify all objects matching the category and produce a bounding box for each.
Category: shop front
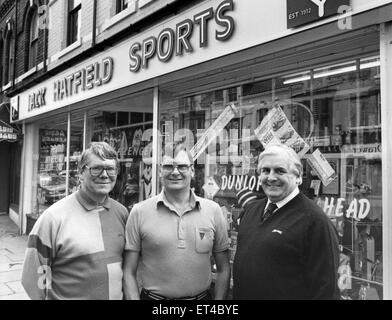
[10,0,392,299]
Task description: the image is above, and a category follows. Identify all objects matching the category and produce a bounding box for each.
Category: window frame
[28,10,39,70]
[116,0,129,14]
[3,31,14,86]
[67,0,82,46]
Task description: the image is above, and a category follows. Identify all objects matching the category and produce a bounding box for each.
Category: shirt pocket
[195,227,214,254]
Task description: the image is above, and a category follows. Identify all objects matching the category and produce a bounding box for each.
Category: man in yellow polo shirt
[123,143,230,300]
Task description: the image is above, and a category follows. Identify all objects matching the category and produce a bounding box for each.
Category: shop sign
[0,121,18,142]
[53,57,114,102]
[12,0,389,122]
[309,136,330,147]
[10,96,19,121]
[342,143,381,154]
[319,196,371,220]
[287,0,350,29]
[221,175,263,192]
[28,88,47,112]
[129,0,235,72]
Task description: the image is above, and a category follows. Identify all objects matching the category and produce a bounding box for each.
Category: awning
[0,120,20,142]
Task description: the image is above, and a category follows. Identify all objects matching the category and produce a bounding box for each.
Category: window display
[37,129,68,215]
[159,55,382,300]
[89,109,153,211]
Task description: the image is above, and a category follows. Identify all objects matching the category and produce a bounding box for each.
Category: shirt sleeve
[305,213,340,300]
[124,204,141,252]
[212,205,230,253]
[21,210,59,300]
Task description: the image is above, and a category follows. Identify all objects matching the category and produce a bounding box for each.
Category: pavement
[0,215,29,300]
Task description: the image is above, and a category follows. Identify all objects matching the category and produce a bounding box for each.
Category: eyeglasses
[162,164,192,173]
[85,165,118,177]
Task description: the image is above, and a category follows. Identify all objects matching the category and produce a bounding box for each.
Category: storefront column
[151,86,159,196]
[83,112,87,150]
[20,122,39,234]
[18,123,26,235]
[380,22,392,299]
[65,112,71,196]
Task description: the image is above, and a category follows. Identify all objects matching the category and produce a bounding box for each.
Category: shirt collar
[266,187,299,211]
[76,189,111,211]
[157,188,201,212]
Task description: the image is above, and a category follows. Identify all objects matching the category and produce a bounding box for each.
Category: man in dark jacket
[233,143,340,300]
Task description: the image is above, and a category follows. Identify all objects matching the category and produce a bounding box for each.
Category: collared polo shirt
[125,190,229,298]
[22,189,129,300]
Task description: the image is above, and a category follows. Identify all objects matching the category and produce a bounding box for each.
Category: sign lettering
[129,0,235,73]
[53,57,113,102]
[287,0,350,28]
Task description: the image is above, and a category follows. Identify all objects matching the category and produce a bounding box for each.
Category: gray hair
[78,141,119,172]
[258,143,303,184]
[162,142,194,164]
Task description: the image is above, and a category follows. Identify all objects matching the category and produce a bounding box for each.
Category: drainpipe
[12,0,18,89]
[92,0,97,47]
[43,0,48,72]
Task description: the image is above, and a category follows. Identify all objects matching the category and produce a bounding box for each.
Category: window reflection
[159,56,382,300]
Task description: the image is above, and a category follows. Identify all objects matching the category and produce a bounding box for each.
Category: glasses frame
[161,164,193,173]
[84,165,118,177]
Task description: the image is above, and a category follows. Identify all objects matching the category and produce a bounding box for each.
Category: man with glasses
[22,141,129,299]
[123,143,230,300]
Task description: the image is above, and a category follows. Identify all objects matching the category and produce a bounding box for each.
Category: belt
[141,288,210,300]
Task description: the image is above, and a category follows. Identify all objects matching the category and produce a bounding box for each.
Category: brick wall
[80,0,93,41]
[47,0,66,57]
[0,0,49,92]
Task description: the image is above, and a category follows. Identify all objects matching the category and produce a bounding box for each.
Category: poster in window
[140,161,152,201]
[321,159,339,195]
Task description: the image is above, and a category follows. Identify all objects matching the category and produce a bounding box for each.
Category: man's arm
[306,214,340,300]
[213,250,231,300]
[21,212,57,300]
[123,250,140,300]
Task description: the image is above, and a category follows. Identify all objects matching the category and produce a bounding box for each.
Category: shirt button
[177,239,186,249]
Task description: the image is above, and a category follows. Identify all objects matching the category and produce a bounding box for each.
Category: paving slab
[0,269,23,283]
[0,292,30,300]
[0,263,23,272]
[0,283,13,296]
[6,253,26,262]
[0,256,11,264]
[5,281,26,294]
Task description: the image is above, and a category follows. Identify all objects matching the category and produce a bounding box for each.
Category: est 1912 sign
[287,0,350,29]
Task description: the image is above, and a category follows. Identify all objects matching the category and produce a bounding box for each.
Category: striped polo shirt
[21,189,129,300]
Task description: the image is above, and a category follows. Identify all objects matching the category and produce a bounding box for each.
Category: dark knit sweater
[233,192,340,300]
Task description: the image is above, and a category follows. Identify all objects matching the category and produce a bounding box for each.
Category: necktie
[262,202,278,222]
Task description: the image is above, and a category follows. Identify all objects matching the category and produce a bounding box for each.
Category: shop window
[130,112,143,124]
[159,55,382,300]
[87,90,154,211]
[67,0,81,46]
[145,112,153,122]
[36,115,69,216]
[27,9,39,71]
[117,112,129,127]
[227,87,238,102]
[69,113,84,195]
[116,0,128,14]
[242,79,272,98]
